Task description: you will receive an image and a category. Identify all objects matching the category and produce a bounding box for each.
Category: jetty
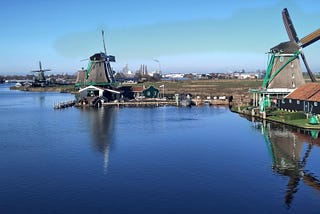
[54,100,76,109]
[103,100,176,107]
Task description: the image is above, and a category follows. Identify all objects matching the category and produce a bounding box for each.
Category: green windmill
[75,30,117,88]
[251,8,320,112]
[263,8,320,90]
[31,61,51,87]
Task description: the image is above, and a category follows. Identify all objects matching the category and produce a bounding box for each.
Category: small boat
[180,99,192,107]
[15,82,22,87]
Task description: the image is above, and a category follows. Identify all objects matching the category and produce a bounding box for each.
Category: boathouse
[278,83,320,114]
[79,85,121,102]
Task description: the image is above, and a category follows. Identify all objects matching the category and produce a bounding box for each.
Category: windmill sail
[281,8,317,82]
[282,8,300,43]
[300,28,320,48]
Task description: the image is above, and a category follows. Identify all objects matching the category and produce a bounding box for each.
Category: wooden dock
[103,100,178,107]
[54,100,76,109]
[102,99,229,107]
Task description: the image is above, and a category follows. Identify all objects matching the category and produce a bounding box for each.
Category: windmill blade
[102,30,107,55]
[282,8,300,43]
[300,144,312,168]
[285,175,300,208]
[303,172,320,192]
[300,28,320,48]
[300,51,317,82]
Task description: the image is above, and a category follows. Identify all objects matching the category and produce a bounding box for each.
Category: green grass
[232,106,320,130]
[268,110,320,129]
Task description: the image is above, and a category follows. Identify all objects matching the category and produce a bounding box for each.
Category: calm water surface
[1,83,320,213]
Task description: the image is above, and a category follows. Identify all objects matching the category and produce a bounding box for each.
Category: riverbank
[9,84,76,93]
[8,79,261,104]
[231,105,320,130]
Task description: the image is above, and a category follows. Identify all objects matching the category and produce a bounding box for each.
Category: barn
[278,83,320,114]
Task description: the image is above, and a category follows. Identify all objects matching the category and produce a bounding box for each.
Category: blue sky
[0,0,320,75]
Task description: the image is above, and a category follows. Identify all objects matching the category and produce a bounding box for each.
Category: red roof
[286,83,320,101]
[131,86,144,92]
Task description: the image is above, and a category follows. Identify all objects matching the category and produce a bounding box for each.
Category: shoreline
[231,106,320,130]
[8,82,320,130]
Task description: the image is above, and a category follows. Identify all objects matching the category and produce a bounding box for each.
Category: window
[282,99,285,104]
[297,100,300,105]
[280,56,284,62]
[315,102,318,107]
[289,99,292,104]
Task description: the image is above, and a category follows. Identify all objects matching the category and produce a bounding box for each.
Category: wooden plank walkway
[103,101,178,107]
[54,100,76,109]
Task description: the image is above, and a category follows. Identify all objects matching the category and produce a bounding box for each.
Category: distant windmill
[262,8,320,90]
[75,30,116,87]
[31,61,51,86]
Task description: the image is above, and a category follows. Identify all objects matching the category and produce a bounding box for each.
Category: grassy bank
[268,110,320,129]
[232,106,320,130]
[10,84,77,93]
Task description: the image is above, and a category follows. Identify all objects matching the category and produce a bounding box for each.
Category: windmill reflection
[253,120,320,208]
[79,107,117,173]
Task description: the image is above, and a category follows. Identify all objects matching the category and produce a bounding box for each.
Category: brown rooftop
[286,83,320,101]
[131,86,144,92]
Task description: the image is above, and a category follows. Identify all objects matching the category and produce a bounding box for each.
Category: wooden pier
[102,100,178,107]
[54,100,76,109]
[103,99,229,107]
[58,96,230,109]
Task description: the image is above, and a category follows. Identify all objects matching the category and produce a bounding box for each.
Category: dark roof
[89,53,115,62]
[270,41,300,54]
[286,83,320,101]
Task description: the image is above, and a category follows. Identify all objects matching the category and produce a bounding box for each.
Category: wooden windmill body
[266,42,305,90]
[76,30,117,88]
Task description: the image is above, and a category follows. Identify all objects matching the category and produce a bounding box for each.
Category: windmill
[31,61,51,86]
[76,30,116,87]
[262,8,320,90]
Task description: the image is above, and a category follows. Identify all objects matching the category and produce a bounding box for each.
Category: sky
[0,0,320,75]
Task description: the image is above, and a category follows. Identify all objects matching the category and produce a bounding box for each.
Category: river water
[1,83,320,213]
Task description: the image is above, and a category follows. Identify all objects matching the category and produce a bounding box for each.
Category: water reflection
[79,107,117,173]
[251,118,320,208]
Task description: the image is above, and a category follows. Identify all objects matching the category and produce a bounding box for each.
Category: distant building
[138,64,148,76]
[163,73,184,79]
[122,63,134,77]
[131,86,145,99]
[143,86,160,98]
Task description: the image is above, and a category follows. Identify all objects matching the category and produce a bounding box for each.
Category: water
[1,83,320,213]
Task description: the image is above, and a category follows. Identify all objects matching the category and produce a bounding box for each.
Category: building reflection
[252,119,320,208]
[79,107,117,174]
